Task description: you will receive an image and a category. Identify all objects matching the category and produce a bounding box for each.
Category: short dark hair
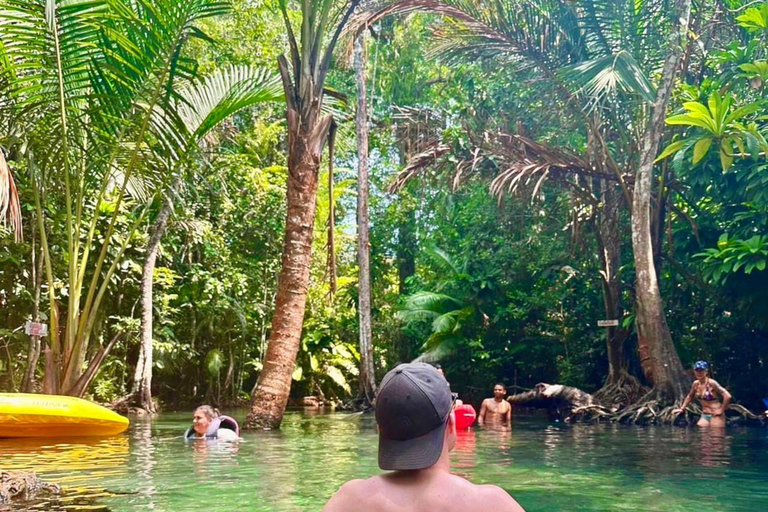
[494,383,506,389]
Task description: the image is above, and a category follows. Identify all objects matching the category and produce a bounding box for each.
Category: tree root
[511,382,766,425]
[109,394,159,415]
[593,371,648,411]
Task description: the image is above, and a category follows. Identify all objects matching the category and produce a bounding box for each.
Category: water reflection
[0,435,129,476]
[452,429,477,477]
[0,413,766,512]
[0,435,130,511]
[693,428,731,469]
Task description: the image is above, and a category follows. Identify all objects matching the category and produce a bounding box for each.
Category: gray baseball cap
[375,362,453,470]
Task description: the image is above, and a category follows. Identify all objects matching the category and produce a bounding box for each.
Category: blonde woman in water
[673,361,731,427]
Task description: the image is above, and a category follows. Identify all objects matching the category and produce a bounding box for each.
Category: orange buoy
[454,404,476,429]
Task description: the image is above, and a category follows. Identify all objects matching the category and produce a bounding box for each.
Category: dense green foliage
[1,0,767,412]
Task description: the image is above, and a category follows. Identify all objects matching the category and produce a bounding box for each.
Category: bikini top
[696,379,716,401]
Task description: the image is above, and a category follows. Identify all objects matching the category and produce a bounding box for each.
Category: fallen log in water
[507,383,598,420]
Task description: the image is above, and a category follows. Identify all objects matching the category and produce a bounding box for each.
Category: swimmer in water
[673,361,731,428]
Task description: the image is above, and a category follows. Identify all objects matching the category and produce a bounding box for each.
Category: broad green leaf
[325,366,351,394]
[656,140,686,162]
[736,3,768,32]
[720,139,734,172]
[707,92,721,121]
[692,137,712,165]
[683,101,711,118]
[666,113,715,132]
[723,103,762,127]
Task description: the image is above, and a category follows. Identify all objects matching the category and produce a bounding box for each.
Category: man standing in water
[321,363,526,512]
[478,384,512,428]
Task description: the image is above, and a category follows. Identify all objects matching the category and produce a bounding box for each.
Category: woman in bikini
[673,361,731,427]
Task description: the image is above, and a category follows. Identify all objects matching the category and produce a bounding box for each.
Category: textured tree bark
[596,184,628,380]
[354,34,377,405]
[631,0,692,401]
[593,183,646,407]
[245,69,334,427]
[22,228,44,393]
[131,188,176,413]
[246,0,360,429]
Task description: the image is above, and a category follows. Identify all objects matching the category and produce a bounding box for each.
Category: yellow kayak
[0,393,129,438]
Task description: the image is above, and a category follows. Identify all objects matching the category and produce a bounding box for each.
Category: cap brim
[378,421,447,471]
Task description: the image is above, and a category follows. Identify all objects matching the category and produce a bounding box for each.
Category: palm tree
[244,0,365,430]
[0,0,231,395]
[398,247,490,362]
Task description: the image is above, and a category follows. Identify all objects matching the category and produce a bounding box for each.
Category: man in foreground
[321,363,526,512]
[478,383,512,429]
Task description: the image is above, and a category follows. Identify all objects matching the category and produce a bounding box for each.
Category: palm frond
[388,140,451,192]
[398,291,464,318]
[413,333,462,362]
[423,246,463,277]
[176,65,283,143]
[0,148,22,242]
[560,50,656,105]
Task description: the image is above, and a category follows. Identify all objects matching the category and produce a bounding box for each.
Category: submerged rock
[0,471,61,504]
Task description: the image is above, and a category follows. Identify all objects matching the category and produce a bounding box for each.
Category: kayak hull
[0,394,129,438]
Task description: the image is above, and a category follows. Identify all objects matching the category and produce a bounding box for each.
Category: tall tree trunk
[245,81,334,429]
[597,184,627,381]
[327,125,338,300]
[631,0,692,402]
[593,183,645,407]
[246,0,360,430]
[22,223,44,393]
[132,185,178,413]
[354,34,377,405]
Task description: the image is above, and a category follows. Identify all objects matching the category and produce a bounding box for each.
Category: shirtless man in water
[478,384,512,428]
[321,363,526,512]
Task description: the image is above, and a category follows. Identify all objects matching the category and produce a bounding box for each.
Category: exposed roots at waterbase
[511,383,766,425]
[593,372,648,412]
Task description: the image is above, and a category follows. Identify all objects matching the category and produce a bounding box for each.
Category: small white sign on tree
[597,319,620,327]
[24,321,48,337]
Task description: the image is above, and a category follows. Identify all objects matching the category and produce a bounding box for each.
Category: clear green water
[2,411,767,511]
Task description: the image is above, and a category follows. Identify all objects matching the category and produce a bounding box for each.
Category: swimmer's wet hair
[194,405,220,420]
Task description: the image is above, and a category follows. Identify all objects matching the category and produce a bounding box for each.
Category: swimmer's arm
[504,403,512,426]
[478,400,488,427]
[481,485,527,512]
[674,383,697,414]
[321,480,365,512]
[710,380,731,414]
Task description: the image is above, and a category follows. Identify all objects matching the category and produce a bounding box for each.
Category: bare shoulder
[321,479,374,512]
[709,379,728,392]
[478,484,527,512]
